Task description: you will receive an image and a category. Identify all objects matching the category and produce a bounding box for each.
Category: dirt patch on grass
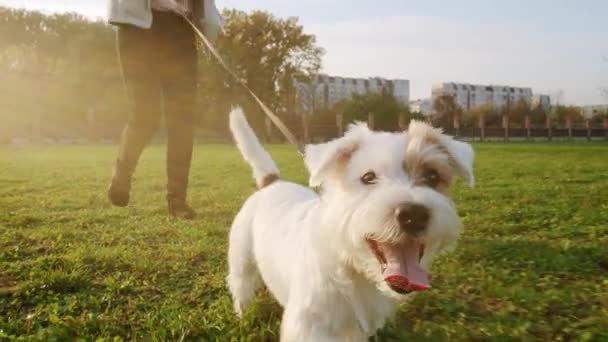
[0,274,19,296]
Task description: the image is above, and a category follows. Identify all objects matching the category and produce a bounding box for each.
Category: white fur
[229,107,280,188]
[227,109,474,341]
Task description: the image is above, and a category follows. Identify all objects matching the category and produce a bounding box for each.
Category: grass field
[1,143,607,341]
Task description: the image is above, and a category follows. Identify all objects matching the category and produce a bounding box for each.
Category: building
[431,82,533,112]
[532,94,551,109]
[580,104,608,118]
[295,74,410,114]
[409,99,433,116]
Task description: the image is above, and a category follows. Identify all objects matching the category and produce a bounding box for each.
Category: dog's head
[304,120,474,297]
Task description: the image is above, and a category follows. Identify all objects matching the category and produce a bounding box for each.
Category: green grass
[1,143,607,341]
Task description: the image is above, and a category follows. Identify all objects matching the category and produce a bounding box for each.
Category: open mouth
[367,238,430,294]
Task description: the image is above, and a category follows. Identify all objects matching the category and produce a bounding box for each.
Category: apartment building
[532,94,551,109]
[581,104,608,118]
[409,98,433,116]
[431,82,533,112]
[295,74,410,113]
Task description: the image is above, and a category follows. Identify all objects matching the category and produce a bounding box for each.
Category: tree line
[303,92,607,139]
[431,95,608,131]
[0,6,323,142]
[1,6,605,143]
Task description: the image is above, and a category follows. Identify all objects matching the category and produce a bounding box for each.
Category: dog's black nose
[396,203,430,235]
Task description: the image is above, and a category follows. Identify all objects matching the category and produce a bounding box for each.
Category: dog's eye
[361,171,378,185]
[421,169,440,188]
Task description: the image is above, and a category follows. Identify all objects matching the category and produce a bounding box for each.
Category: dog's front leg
[280,304,342,342]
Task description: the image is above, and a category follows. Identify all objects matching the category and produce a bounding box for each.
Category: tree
[463,103,493,127]
[507,99,532,127]
[340,92,410,131]
[198,9,324,133]
[554,105,583,125]
[529,101,550,125]
[0,6,126,141]
[601,56,608,101]
[294,75,323,116]
[590,107,608,125]
[409,111,427,122]
[432,94,463,129]
[0,6,324,141]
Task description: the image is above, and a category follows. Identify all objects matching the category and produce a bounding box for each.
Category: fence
[267,113,608,144]
[7,112,608,145]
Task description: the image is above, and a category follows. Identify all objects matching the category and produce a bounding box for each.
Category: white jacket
[107,0,223,42]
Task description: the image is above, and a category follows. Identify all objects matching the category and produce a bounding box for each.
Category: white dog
[227,108,474,341]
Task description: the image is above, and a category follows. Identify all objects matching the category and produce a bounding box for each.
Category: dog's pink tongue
[381,239,430,293]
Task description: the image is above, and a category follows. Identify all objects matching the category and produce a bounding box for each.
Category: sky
[2,0,607,105]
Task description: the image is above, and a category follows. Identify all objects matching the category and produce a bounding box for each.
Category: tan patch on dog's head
[404,121,462,193]
[406,120,443,145]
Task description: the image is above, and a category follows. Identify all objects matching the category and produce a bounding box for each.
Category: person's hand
[163,0,190,16]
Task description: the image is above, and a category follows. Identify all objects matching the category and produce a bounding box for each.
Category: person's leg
[108,25,162,207]
[158,13,198,218]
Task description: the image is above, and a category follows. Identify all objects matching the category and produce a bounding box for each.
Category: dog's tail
[229,107,280,188]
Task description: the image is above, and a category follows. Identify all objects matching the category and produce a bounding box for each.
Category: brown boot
[167,196,197,219]
[107,159,133,207]
[166,156,196,219]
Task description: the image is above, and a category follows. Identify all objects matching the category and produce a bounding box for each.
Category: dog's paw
[233,301,244,318]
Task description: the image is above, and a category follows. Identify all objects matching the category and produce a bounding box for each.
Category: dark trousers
[116,11,197,200]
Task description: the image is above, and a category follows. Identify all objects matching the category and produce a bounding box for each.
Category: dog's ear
[442,138,475,187]
[304,122,368,187]
[407,120,474,187]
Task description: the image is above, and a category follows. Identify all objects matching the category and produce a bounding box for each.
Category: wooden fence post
[546,116,553,141]
[525,115,531,141]
[32,112,42,143]
[478,116,485,142]
[302,114,310,144]
[453,115,460,136]
[368,112,375,130]
[264,117,272,142]
[585,119,591,141]
[502,115,509,141]
[566,116,572,141]
[398,113,407,131]
[336,112,344,137]
[87,106,97,143]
